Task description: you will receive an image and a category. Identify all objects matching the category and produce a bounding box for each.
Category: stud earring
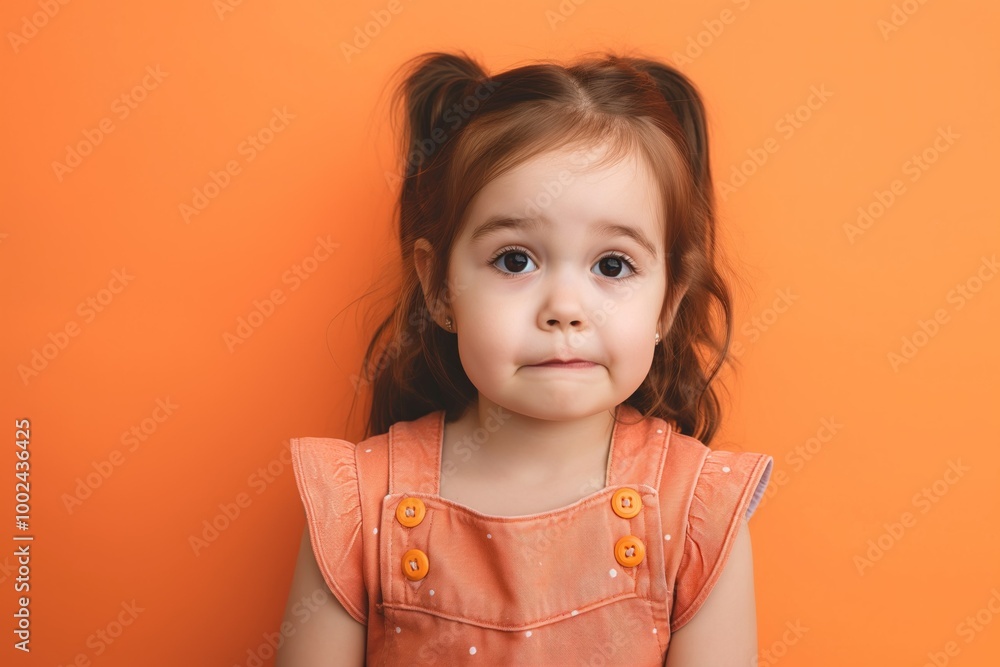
[445,317,453,332]
[654,330,660,345]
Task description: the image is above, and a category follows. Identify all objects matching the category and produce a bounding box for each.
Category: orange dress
[290,404,773,665]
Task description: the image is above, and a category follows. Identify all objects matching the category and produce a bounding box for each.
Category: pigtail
[359,52,490,438]
[624,59,712,196]
[390,51,489,182]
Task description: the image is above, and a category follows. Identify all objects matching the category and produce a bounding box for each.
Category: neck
[449,397,618,484]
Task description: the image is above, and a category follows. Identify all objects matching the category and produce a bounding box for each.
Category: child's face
[435,142,669,421]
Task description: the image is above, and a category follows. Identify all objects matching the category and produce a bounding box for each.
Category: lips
[531,358,596,368]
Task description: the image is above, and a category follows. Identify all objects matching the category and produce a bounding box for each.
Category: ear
[413,238,449,328]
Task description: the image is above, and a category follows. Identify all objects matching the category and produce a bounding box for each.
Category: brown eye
[593,253,637,280]
[598,256,624,277]
[489,246,536,276]
[499,251,529,273]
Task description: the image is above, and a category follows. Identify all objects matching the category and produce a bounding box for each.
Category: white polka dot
[525,630,532,637]
[486,533,492,539]
[373,528,378,534]
[429,589,435,596]
[722,466,731,473]
[609,569,617,578]
[656,428,663,434]
[365,448,372,453]
[571,610,578,616]
[395,626,401,633]
[469,646,477,655]
[664,534,671,540]
[653,627,658,634]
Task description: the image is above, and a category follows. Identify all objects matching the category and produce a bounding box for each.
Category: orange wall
[2,0,998,665]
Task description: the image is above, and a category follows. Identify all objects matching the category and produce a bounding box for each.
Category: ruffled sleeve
[670,449,773,633]
[290,437,368,625]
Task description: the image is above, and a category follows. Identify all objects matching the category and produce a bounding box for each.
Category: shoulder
[660,430,773,521]
[288,435,382,626]
[662,430,774,634]
[290,431,391,490]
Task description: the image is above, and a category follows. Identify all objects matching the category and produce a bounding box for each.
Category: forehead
[459,143,665,252]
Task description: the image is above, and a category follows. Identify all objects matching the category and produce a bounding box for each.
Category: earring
[654,330,660,345]
[445,316,454,332]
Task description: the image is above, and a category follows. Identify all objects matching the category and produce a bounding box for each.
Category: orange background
[2,0,999,664]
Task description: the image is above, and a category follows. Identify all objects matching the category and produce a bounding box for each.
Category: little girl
[278,49,774,667]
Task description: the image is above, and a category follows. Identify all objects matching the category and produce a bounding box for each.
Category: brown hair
[351,49,742,445]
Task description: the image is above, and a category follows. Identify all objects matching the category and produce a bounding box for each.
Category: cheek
[453,300,510,368]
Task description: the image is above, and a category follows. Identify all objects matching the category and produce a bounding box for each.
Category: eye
[488,246,536,276]
[593,253,640,280]
[487,246,641,282]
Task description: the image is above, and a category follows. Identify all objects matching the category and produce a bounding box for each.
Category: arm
[276,525,368,667]
[664,519,760,667]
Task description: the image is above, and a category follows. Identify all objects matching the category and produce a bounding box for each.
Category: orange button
[401,548,429,581]
[614,535,646,567]
[396,497,426,527]
[611,488,642,519]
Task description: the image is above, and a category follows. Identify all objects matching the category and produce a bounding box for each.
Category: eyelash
[486,245,642,282]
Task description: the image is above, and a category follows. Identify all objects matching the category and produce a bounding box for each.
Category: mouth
[529,359,597,369]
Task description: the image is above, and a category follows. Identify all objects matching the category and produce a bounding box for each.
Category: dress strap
[387,404,670,495]
[387,409,444,496]
[605,403,672,490]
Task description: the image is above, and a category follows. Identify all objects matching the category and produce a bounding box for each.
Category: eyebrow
[470,215,659,258]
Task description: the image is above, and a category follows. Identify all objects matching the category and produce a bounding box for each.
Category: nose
[538,269,589,338]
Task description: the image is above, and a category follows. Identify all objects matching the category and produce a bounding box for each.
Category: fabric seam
[669,453,768,633]
[291,439,368,625]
